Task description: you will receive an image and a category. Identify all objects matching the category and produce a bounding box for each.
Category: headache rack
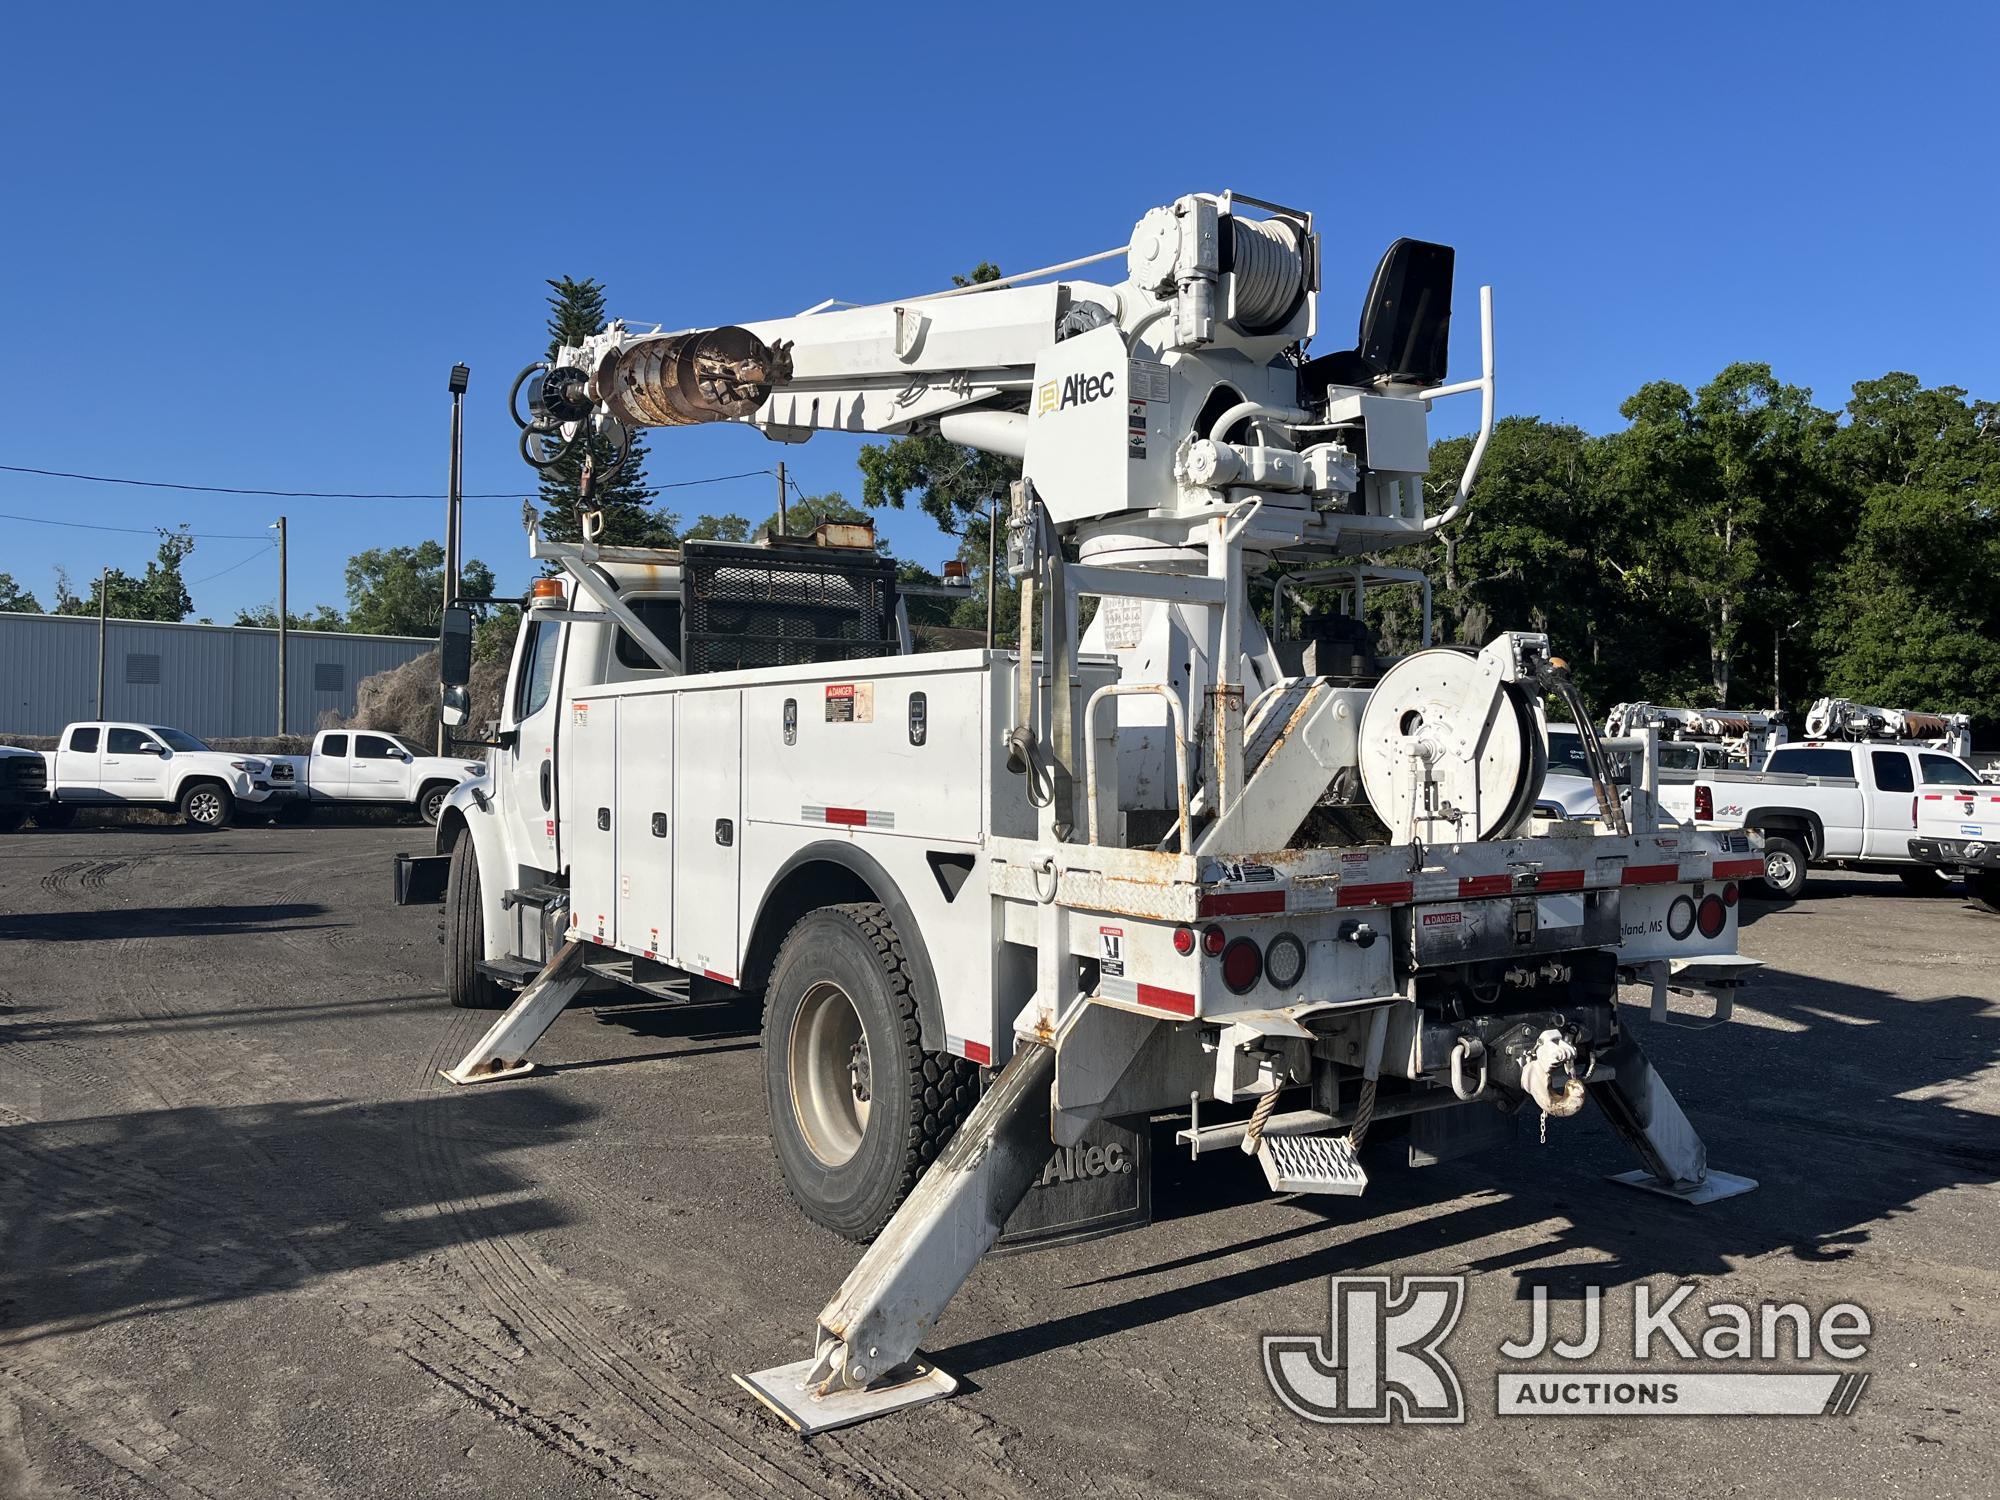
[679,539,901,674]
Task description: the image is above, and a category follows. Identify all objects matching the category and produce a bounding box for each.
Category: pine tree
[537,276,674,549]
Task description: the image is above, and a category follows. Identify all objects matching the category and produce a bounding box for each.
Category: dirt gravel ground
[1,822,1994,1498]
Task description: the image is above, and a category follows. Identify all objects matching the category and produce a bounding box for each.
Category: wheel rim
[788,980,872,1168]
[424,790,445,820]
[1767,849,1796,887]
[190,790,221,824]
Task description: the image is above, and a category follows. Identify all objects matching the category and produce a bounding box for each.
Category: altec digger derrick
[407,191,1762,1430]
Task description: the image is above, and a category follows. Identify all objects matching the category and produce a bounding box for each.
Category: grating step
[1257,1131,1369,1196]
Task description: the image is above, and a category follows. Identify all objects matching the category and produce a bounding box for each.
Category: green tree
[0,573,41,612]
[233,602,348,631]
[55,527,197,622]
[345,541,497,637]
[537,276,671,549]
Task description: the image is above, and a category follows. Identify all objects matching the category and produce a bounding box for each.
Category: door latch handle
[651,812,668,838]
[539,760,552,810]
[596,807,610,831]
[715,818,734,846]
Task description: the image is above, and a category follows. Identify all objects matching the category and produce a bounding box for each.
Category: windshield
[150,727,212,753]
[1546,729,1591,777]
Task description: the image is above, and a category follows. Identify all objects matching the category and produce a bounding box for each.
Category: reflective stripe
[1713,857,1764,880]
[1620,864,1678,886]
[1198,889,1286,916]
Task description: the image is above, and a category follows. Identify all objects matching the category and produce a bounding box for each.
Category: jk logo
[1263,1275,1466,1424]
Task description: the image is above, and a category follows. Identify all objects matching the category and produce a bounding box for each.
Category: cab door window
[512,620,561,721]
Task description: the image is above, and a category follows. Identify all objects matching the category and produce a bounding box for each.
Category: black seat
[1299,238,1455,393]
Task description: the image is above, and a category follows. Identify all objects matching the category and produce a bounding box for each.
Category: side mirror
[440,683,470,728]
[138,741,162,756]
[440,604,474,689]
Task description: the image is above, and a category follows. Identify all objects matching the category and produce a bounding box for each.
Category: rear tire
[444,833,509,1010]
[1896,865,1951,894]
[31,804,77,829]
[179,782,233,829]
[761,902,976,1241]
[1971,870,2000,916]
[1754,834,1808,900]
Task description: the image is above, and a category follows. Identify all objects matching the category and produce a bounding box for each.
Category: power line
[0,510,275,541]
[186,543,278,587]
[1,461,781,501]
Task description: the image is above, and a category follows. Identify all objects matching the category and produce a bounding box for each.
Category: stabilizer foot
[734,1356,957,1434]
[1608,1167,1758,1205]
[439,939,588,1085]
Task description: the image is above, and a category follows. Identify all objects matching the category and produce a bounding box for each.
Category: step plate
[735,1356,957,1434]
[1258,1132,1368,1196]
[1608,1167,1758,1205]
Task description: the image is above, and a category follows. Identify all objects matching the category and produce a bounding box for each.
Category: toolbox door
[616,693,676,960]
[673,689,743,983]
[565,696,620,947]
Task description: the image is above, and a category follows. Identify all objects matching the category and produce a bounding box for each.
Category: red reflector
[1695,785,1714,822]
[1198,889,1286,917]
[1136,983,1196,1017]
[962,1039,992,1066]
[822,806,868,826]
[1172,925,1196,956]
[1722,882,1739,908]
[1220,937,1262,995]
[1712,858,1764,880]
[1457,874,1513,899]
[1696,894,1727,939]
[1620,864,1678,886]
[1201,924,1227,956]
[1532,868,1586,892]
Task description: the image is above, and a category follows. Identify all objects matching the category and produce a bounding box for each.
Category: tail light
[1172,925,1196,956]
[1721,882,1739,908]
[1694,785,1714,821]
[1200,924,1227,956]
[1667,894,1696,940]
[1695,893,1727,939]
[1264,932,1307,990]
[1220,937,1263,994]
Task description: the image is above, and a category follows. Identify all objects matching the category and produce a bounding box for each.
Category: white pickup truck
[37,721,282,829]
[266,729,484,824]
[1907,785,2000,913]
[1657,739,1989,898]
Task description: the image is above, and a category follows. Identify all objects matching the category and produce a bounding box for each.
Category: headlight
[463,764,484,776]
[230,759,266,773]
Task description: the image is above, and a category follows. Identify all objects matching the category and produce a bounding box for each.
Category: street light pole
[275,517,288,737]
[96,566,109,718]
[443,362,469,754]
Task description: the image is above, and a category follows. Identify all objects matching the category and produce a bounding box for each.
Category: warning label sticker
[1098,925,1126,978]
[824,682,875,723]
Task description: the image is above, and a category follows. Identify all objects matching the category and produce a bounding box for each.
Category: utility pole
[96,566,109,719]
[776,459,788,536]
[443,363,469,753]
[275,517,288,736]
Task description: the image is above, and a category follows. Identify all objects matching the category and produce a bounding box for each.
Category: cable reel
[1357,648,1546,842]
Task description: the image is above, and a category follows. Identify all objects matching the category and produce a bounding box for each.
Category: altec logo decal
[1036,369,1117,415]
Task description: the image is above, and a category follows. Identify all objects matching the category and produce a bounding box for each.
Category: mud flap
[993,1115,1151,1254]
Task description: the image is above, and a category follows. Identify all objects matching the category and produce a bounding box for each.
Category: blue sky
[3,4,1995,623]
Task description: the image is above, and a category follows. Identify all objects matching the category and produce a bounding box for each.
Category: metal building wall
[0,612,433,738]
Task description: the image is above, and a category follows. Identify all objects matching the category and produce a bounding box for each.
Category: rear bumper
[1908,836,2000,872]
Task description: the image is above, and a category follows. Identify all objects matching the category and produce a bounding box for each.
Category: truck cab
[40,721,279,829]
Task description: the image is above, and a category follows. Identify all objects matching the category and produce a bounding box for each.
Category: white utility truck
[400,191,1762,1429]
[37,720,282,828]
[1658,737,1988,898]
[1805,696,1972,758]
[1907,785,2000,912]
[1605,703,1786,776]
[266,729,483,823]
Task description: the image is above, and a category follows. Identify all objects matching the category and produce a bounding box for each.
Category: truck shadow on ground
[0,902,334,942]
[931,963,1998,1378]
[0,1088,591,1344]
[549,993,765,1071]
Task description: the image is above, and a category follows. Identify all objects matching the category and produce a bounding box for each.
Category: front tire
[0,808,25,833]
[762,903,976,1241]
[31,804,77,829]
[419,782,451,825]
[444,832,509,1010]
[1755,834,1808,900]
[179,782,233,829]
[1896,865,1951,894]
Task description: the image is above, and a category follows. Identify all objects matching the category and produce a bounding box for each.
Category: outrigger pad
[735,1356,958,1434]
[1608,1168,1758,1205]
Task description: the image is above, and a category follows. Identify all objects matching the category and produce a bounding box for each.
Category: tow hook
[1519,1028,1586,1119]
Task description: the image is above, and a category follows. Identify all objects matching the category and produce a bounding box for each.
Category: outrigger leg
[736,1040,1057,1433]
[439,940,589,1085]
[1591,1033,1757,1205]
